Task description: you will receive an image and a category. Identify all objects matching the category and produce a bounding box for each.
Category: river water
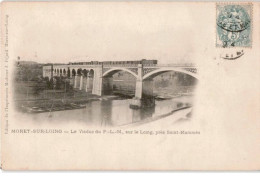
[14,96,193,128]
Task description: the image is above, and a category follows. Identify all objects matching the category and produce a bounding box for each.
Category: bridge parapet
[143,63,196,68]
[103,64,139,68]
[142,63,197,77]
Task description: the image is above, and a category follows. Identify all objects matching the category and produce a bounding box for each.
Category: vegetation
[154,72,197,88]
[15,61,43,82]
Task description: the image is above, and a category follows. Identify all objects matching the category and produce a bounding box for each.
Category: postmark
[216,3,252,48]
[220,50,244,60]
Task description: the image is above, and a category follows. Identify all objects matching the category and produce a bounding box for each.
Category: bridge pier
[135,80,143,99]
[130,80,155,109]
[130,64,143,108]
[79,75,83,90]
[135,64,143,99]
[129,64,155,109]
[74,75,78,89]
[85,74,90,92]
[91,66,103,96]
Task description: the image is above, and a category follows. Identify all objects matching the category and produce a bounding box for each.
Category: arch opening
[82,69,89,77]
[143,68,198,81]
[72,69,76,77]
[77,68,82,76]
[103,68,137,79]
[80,69,89,92]
[67,68,70,78]
[143,70,198,110]
[73,68,82,88]
[63,69,66,76]
[89,69,94,77]
[102,70,136,97]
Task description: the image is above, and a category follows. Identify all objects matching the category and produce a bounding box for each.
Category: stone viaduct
[43,60,197,108]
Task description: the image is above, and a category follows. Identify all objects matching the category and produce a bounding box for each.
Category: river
[14,96,193,128]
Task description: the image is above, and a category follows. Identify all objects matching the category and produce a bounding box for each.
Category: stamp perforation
[215,2,253,49]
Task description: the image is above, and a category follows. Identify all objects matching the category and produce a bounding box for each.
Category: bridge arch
[77,68,82,75]
[142,67,199,80]
[72,69,76,76]
[82,69,89,77]
[103,68,138,78]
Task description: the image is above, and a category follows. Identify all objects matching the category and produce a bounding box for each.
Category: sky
[6,2,211,64]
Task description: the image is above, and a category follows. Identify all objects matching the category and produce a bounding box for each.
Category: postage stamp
[216,3,252,48]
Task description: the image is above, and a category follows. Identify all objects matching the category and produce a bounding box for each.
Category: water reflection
[15,96,193,127]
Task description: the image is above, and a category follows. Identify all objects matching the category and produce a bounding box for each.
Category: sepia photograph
[14,59,197,127]
[10,2,200,129]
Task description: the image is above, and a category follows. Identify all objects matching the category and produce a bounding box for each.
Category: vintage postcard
[1,1,260,170]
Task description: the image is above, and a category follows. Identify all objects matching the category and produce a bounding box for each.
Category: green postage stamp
[216,3,252,48]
